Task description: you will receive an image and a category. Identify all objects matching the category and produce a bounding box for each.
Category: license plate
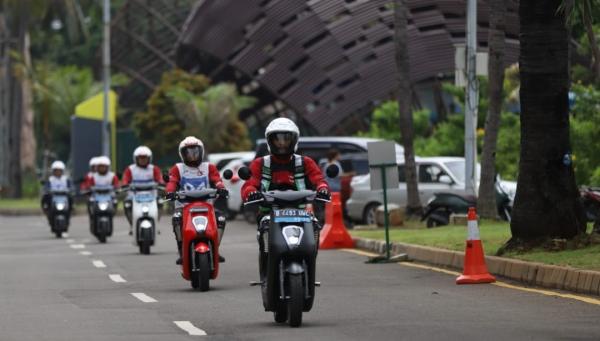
[273,209,311,223]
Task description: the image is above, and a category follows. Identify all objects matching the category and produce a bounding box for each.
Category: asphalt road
[1,214,600,341]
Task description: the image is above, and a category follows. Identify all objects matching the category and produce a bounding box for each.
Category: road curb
[353,237,600,297]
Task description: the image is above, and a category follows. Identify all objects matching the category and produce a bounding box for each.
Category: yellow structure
[75,91,118,167]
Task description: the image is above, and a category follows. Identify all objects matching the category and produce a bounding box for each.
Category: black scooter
[85,185,117,243]
[225,165,337,327]
[48,189,71,238]
[421,177,513,227]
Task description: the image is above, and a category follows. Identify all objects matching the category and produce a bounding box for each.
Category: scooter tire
[139,243,151,255]
[55,231,62,238]
[192,253,210,292]
[97,234,107,243]
[287,274,303,327]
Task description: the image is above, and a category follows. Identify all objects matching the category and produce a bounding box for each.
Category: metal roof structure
[176,0,520,134]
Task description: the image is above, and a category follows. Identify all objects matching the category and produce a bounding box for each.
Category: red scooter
[168,189,220,291]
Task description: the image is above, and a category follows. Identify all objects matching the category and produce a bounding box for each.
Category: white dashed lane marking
[109,274,127,283]
[92,260,106,268]
[174,321,207,336]
[131,293,157,303]
[79,251,92,256]
[70,244,85,249]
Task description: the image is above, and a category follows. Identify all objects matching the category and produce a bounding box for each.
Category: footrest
[315,282,321,287]
[249,281,264,286]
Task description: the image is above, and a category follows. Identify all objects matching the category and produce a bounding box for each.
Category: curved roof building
[176,0,519,134]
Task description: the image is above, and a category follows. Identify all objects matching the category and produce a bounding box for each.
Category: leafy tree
[570,83,600,185]
[167,83,255,154]
[133,69,210,161]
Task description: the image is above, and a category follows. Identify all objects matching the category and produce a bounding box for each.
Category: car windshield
[443,160,480,183]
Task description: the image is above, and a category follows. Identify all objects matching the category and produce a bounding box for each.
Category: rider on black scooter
[241,118,331,251]
[41,161,73,222]
[165,136,229,265]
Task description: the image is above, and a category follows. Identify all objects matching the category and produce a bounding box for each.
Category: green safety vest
[260,154,307,211]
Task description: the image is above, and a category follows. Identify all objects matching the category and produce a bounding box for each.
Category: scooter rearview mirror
[238,166,251,181]
[325,164,340,178]
[223,169,233,180]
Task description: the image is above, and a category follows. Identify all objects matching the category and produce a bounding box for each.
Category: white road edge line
[174,321,207,336]
[70,244,85,249]
[109,274,127,283]
[92,260,106,268]
[131,293,157,303]
[79,251,92,256]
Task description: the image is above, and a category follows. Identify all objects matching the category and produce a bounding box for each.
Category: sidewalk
[353,237,600,297]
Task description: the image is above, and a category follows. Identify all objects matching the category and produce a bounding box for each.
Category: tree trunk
[394,0,422,216]
[0,11,10,195]
[20,31,36,173]
[478,0,507,219]
[582,0,600,82]
[510,0,586,241]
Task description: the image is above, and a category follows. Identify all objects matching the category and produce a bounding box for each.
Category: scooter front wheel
[139,242,151,255]
[287,273,304,327]
[191,253,210,291]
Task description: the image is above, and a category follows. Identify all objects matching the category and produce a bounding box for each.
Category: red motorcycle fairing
[181,201,219,281]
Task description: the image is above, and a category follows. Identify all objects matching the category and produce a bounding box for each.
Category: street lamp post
[102,0,111,157]
[465,0,479,196]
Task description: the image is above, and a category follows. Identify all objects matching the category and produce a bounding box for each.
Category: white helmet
[96,156,111,167]
[265,117,300,156]
[89,156,99,168]
[133,146,152,167]
[51,160,66,171]
[178,136,204,167]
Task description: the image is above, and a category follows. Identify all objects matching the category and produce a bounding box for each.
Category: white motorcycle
[124,182,163,254]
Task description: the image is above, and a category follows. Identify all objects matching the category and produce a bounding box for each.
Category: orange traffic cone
[456,207,495,284]
[319,192,354,249]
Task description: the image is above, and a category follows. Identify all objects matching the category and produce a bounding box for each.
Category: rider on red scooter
[165,136,228,265]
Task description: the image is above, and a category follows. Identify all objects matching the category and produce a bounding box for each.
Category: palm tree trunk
[20,30,36,173]
[478,0,507,219]
[394,0,422,217]
[0,10,11,194]
[510,0,585,241]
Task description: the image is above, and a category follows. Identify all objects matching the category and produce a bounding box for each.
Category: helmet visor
[136,155,150,167]
[268,132,296,155]
[182,146,202,162]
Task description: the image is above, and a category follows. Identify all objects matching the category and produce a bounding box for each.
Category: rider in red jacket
[241,118,330,217]
[165,136,228,264]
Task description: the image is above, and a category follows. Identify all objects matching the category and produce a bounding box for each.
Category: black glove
[165,192,176,200]
[217,187,229,198]
[247,191,263,202]
[316,188,331,201]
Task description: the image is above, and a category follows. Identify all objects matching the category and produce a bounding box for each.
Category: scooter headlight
[55,202,66,211]
[98,202,109,211]
[282,226,304,248]
[139,219,153,229]
[192,216,208,234]
[142,205,150,214]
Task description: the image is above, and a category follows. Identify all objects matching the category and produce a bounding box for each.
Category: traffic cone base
[319,192,354,249]
[456,208,495,285]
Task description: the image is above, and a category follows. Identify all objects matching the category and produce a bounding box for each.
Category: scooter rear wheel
[287,274,303,327]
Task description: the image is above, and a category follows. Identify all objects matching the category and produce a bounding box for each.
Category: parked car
[218,154,255,220]
[208,151,255,171]
[346,156,517,225]
[254,136,404,162]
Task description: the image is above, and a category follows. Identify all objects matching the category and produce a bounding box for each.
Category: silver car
[346,157,517,224]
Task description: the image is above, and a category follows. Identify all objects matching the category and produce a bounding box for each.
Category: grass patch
[351,221,600,271]
[0,198,40,209]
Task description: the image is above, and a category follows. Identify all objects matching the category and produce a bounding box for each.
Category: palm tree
[394,0,421,217]
[477,0,507,219]
[561,0,600,82]
[508,0,585,245]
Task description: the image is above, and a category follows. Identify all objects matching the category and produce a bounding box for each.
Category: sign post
[366,141,400,263]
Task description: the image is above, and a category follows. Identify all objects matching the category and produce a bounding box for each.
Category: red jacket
[165,163,224,193]
[121,164,164,186]
[241,155,329,201]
